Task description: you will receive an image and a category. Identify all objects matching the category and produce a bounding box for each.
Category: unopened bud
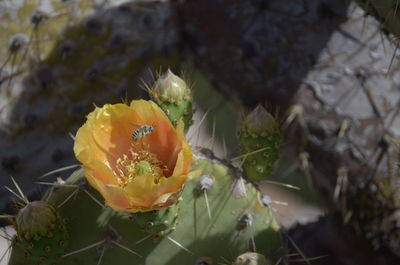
[149,69,193,132]
[242,105,276,138]
[238,105,281,181]
[16,201,57,240]
[234,252,270,265]
[151,69,190,105]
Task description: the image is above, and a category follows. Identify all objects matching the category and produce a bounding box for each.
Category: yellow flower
[73,100,192,212]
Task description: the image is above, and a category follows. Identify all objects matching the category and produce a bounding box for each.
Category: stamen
[114,148,166,187]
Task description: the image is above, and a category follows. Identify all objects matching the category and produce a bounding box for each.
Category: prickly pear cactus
[11,201,69,265]
[3,70,283,265]
[0,0,181,213]
[8,153,281,265]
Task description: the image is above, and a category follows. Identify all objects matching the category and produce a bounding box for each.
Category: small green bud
[14,201,69,263]
[16,201,57,240]
[150,69,190,105]
[242,105,277,138]
[234,252,270,265]
[238,105,281,181]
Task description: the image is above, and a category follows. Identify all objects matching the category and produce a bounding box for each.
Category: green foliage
[12,218,68,265]
[8,153,281,265]
[239,133,281,181]
[159,100,193,132]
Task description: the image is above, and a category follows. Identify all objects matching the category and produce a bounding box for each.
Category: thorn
[0,215,15,219]
[84,190,105,208]
[111,240,142,257]
[250,226,256,252]
[232,177,247,199]
[263,180,301,190]
[57,188,79,208]
[38,164,80,179]
[188,109,210,142]
[280,226,312,265]
[10,176,28,203]
[203,189,212,221]
[288,255,328,262]
[167,236,194,255]
[35,181,78,188]
[222,136,227,158]
[135,234,152,245]
[274,256,283,265]
[231,147,269,161]
[4,186,27,204]
[205,117,216,149]
[96,245,106,265]
[62,240,105,258]
[69,132,76,141]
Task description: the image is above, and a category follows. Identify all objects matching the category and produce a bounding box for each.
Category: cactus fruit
[149,69,193,132]
[234,252,270,265]
[11,201,69,265]
[5,96,282,264]
[8,152,281,265]
[238,105,281,181]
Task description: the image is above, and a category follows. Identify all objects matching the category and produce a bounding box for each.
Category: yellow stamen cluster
[115,148,165,187]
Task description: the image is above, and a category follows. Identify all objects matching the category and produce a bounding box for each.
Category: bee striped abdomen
[131,125,154,141]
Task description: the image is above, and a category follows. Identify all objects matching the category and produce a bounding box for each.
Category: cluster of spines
[4,148,282,265]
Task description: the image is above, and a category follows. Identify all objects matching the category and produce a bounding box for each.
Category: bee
[130,124,154,141]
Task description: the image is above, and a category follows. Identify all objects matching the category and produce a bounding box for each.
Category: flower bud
[151,69,190,104]
[14,201,69,263]
[234,252,270,265]
[242,105,277,138]
[149,69,193,132]
[238,105,281,181]
[16,201,58,240]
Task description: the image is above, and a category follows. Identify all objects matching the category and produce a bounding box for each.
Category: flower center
[115,148,165,187]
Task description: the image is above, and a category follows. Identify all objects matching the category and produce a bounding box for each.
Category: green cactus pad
[149,70,193,132]
[8,155,281,265]
[10,212,69,265]
[239,132,281,181]
[131,202,180,236]
[159,100,193,132]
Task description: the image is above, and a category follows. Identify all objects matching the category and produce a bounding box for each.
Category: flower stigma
[115,147,166,187]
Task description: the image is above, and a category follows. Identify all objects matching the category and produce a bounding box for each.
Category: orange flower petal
[124,173,187,210]
[84,169,131,210]
[130,100,182,175]
[74,100,193,213]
